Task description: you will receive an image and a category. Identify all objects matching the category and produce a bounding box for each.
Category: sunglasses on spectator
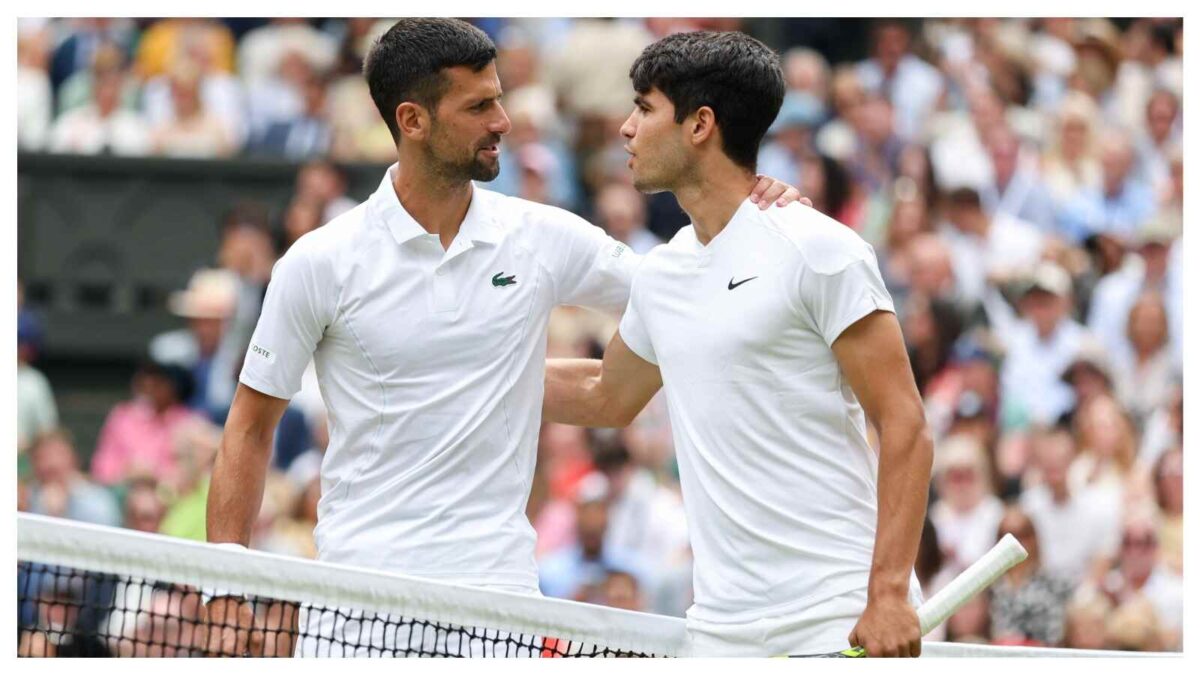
[1121,535,1157,550]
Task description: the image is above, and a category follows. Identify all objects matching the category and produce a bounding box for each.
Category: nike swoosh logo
[728,276,758,290]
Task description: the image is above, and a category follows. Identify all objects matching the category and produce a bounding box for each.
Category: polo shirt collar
[371,164,503,247]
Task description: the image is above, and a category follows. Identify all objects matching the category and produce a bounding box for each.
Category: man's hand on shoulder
[749,175,811,210]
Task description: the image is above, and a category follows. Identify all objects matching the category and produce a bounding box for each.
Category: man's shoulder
[754,204,876,275]
[285,202,372,261]
[476,187,590,233]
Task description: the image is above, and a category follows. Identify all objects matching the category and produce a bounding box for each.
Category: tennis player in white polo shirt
[204,19,801,656]
[544,32,933,657]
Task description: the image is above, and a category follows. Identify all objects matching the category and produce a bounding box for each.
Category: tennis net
[16,514,1171,658]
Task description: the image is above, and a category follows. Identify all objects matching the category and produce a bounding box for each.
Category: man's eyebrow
[634,95,648,107]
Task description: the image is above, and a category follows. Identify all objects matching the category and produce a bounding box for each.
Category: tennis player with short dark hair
[205,18,803,656]
[544,31,933,657]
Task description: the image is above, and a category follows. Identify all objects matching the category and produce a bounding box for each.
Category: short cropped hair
[629,31,785,171]
[364,18,497,142]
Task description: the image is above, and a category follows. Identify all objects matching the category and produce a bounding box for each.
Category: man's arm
[832,310,934,658]
[543,331,662,428]
[207,383,290,546]
[204,383,289,657]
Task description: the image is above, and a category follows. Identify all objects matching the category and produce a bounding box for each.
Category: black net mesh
[17,562,660,658]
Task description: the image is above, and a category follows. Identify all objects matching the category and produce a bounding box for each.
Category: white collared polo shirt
[618,200,920,652]
[240,165,637,589]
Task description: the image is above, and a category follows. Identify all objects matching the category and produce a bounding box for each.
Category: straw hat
[167,269,238,320]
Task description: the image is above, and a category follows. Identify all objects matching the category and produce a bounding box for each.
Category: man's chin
[469,161,501,183]
[631,176,667,195]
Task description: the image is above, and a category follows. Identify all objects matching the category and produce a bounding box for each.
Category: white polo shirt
[240,165,637,590]
[619,200,919,652]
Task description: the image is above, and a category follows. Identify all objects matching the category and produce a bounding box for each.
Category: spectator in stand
[27,429,120,527]
[845,92,903,197]
[1057,130,1157,243]
[1058,339,1118,427]
[1151,448,1182,577]
[49,53,150,156]
[49,18,137,94]
[876,190,931,293]
[1098,513,1183,651]
[1069,394,1145,509]
[326,19,395,162]
[938,186,1044,307]
[1062,589,1114,650]
[589,433,689,616]
[798,153,853,226]
[1040,91,1102,210]
[992,262,1089,427]
[813,65,864,163]
[1117,292,1175,429]
[756,92,822,187]
[149,269,240,422]
[122,477,166,534]
[597,569,645,612]
[1019,425,1120,581]
[1139,384,1181,470]
[17,21,52,151]
[945,593,991,644]
[782,47,831,114]
[279,196,326,253]
[1087,214,1180,376]
[56,39,140,116]
[134,18,235,80]
[929,435,1005,576]
[244,49,315,144]
[236,18,337,87]
[295,160,358,225]
[90,360,200,487]
[592,182,662,254]
[142,33,248,149]
[158,417,222,542]
[1133,89,1180,192]
[989,506,1074,646]
[148,64,235,158]
[538,473,650,604]
[902,291,965,394]
[855,19,943,141]
[18,294,58,455]
[980,125,1056,234]
[253,69,333,159]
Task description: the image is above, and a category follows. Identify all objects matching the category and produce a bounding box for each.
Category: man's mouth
[478,144,500,158]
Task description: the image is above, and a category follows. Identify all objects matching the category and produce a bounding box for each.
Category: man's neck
[673,161,758,246]
[393,154,474,250]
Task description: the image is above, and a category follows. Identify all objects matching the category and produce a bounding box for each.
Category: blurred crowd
[17,17,1183,654]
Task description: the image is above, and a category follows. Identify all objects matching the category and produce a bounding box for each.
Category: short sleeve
[617,278,657,366]
[239,245,335,400]
[535,207,641,313]
[798,247,895,347]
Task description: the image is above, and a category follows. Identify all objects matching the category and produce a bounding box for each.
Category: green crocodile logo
[492,272,517,287]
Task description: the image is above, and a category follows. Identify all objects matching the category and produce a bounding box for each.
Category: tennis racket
[837,533,1028,657]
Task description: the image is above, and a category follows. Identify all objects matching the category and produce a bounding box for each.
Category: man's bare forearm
[206,422,275,546]
[868,408,934,600]
[543,358,627,427]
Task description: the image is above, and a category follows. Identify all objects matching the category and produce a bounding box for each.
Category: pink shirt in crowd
[90,400,199,485]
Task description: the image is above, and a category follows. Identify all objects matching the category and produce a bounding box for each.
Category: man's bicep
[225,383,291,438]
[600,331,663,423]
[830,310,922,427]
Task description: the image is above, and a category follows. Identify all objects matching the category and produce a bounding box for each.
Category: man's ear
[688,105,718,148]
[396,101,432,142]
